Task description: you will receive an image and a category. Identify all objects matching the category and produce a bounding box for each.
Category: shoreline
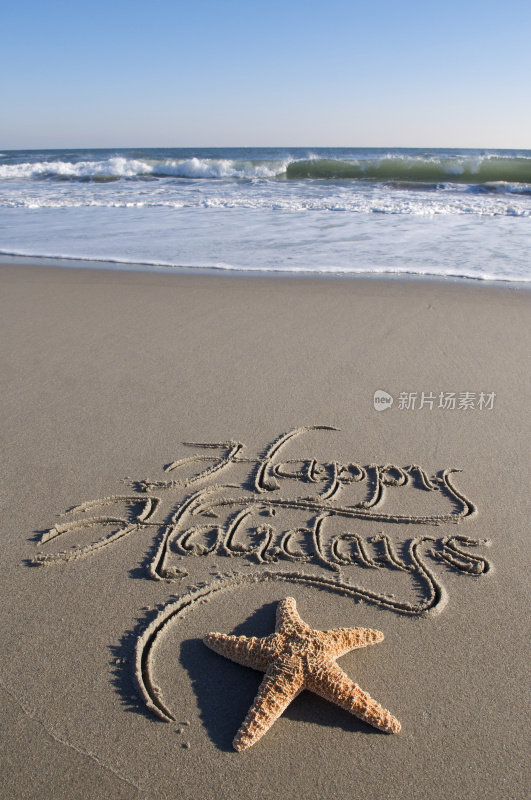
[1,253,529,289]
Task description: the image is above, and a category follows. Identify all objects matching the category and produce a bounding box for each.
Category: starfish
[204,596,401,751]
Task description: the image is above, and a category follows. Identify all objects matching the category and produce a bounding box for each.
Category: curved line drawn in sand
[135,533,488,723]
[29,427,491,727]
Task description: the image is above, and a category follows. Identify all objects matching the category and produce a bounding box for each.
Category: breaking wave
[0,156,287,182]
[286,155,531,185]
[2,153,531,189]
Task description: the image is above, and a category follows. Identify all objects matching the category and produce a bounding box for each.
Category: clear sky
[1,0,530,149]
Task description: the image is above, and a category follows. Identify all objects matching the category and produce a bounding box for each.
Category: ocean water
[0,147,530,281]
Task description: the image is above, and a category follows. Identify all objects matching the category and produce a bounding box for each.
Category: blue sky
[1,0,530,148]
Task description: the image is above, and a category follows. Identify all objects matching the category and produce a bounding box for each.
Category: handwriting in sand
[33,426,490,617]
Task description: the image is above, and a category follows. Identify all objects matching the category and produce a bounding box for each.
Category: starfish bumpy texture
[204,596,401,751]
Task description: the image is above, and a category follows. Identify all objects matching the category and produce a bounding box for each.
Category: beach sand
[0,262,528,800]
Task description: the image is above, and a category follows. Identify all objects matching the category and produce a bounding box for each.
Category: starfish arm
[307,660,401,734]
[321,627,384,659]
[275,597,310,635]
[233,662,305,751]
[203,632,279,671]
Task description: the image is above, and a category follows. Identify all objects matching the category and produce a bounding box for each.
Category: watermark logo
[373,389,394,411]
[373,389,496,411]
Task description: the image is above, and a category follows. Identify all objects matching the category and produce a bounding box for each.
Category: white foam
[0,156,288,181]
[153,157,287,179]
[0,157,152,180]
[1,187,528,217]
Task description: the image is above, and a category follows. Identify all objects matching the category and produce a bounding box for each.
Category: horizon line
[1,144,530,152]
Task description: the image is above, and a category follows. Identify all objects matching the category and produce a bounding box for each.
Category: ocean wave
[150,157,287,179]
[0,156,149,181]
[286,155,531,185]
[3,153,531,187]
[0,156,288,182]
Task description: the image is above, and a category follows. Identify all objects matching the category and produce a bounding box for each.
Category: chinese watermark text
[374,390,496,411]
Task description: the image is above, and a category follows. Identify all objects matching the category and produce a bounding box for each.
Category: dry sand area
[0,261,529,800]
